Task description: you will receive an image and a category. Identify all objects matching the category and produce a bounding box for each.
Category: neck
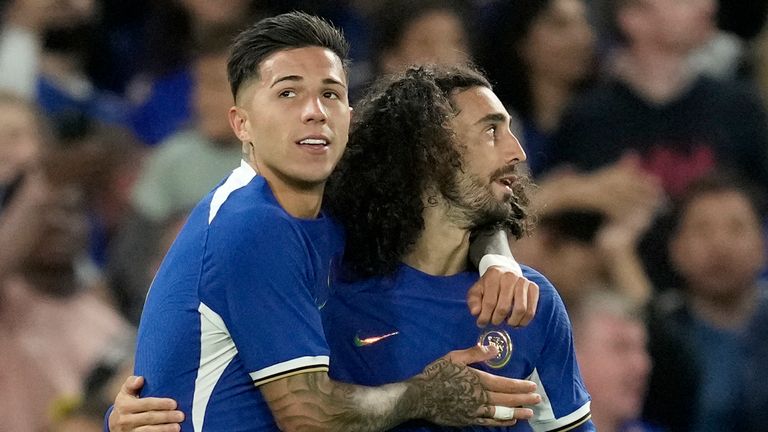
[615,44,696,103]
[529,76,574,133]
[402,203,470,276]
[248,160,324,219]
[688,284,758,330]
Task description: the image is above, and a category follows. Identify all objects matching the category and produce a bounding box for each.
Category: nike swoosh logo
[353,331,399,347]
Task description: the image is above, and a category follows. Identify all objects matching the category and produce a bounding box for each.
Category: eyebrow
[270,75,347,89]
[474,113,508,126]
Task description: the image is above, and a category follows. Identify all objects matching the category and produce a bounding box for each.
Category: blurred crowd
[1,0,767,431]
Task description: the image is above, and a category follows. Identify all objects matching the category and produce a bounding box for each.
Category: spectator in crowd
[551,0,768,197]
[0,0,131,128]
[0,91,44,212]
[109,29,241,322]
[645,171,768,432]
[477,0,596,177]
[128,0,267,144]
[513,155,663,306]
[0,139,132,431]
[54,119,145,269]
[351,0,471,100]
[571,290,660,432]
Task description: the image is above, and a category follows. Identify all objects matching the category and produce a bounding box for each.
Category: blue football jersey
[324,264,594,432]
[134,161,345,431]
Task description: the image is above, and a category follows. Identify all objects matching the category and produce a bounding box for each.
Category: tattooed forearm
[261,372,409,431]
[259,358,491,431]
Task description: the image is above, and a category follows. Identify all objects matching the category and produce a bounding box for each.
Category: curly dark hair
[326,65,530,279]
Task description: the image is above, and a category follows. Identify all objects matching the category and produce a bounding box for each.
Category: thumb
[445,344,499,366]
[123,376,145,395]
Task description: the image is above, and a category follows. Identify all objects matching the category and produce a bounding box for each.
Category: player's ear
[229,106,251,142]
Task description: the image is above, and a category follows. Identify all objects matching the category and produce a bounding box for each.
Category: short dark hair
[227,11,350,100]
[671,170,766,233]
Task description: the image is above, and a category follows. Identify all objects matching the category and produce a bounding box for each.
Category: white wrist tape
[478,254,522,277]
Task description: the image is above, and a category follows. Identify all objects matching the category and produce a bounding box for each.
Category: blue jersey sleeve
[202,206,330,387]
[103,405,113,432]
[523,269,595,432]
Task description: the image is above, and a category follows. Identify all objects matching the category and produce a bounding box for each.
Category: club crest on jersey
[477,329,513,369]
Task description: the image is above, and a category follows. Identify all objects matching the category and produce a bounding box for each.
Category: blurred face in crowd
[0,99,41,184]
[513,232,603,304]
[194,52,235,143]
[24,185,88,271]
[229,47,351,190]
[445,86,527,227]
[519,0,595,86]
[381,9,469,74]
[48,0,96,26]
[621,0,716,53]
[576,312,651,427]
[670,190,765,300]
[181,0,251,26]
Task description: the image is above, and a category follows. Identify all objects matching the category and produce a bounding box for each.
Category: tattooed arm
[107,345,540,432]
[260,345,540,431]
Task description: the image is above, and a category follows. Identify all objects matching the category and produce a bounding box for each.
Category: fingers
[485,405,534,420]
[492,273,521,326]
[472,267,539,328]
[444,344,499,366]
[504,279,540,327]
[469,405,535,427]
[487,389,542,408]
[120,410,185,428]
[472,369,537,395]
[117,396,180,413]
[468,268,501,323]
[111,398,184,431]
[520,281,539,327]
[466,279,482,316]
[134,426,181,432]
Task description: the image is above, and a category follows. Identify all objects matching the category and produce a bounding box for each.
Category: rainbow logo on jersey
[477,329,513,369]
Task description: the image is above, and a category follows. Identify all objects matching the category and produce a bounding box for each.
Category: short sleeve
[202,207,330,386]
[525,275,595,432]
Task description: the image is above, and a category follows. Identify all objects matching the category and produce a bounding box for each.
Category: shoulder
[520,264,571,326]
[520,265,558,298]
[210,184,298,241]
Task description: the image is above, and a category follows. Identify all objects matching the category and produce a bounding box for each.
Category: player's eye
[279,90,296,98]
[323,91,340,100]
